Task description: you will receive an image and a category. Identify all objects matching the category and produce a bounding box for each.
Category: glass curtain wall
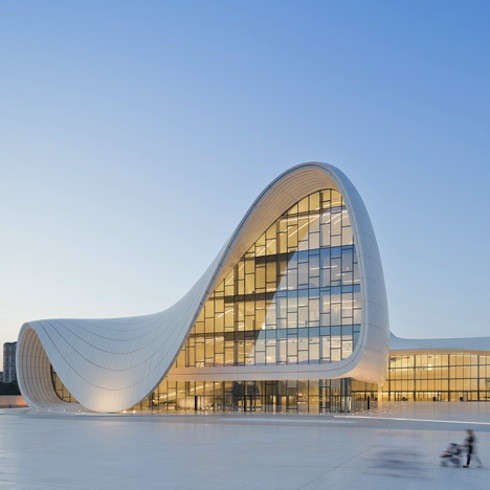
[51,366,77,403]
[130,378,378,414]
[50,368,377,413]
[382,353,490,401]
[172,189,361,372]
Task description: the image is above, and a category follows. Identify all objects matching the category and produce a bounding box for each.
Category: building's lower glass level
[128,379,377,414]
[51,350,490,413]
[382,352,490,402]
[50,370,376,413]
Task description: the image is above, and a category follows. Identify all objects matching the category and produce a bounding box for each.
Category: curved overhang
[389,333,490,355]
[17,162,390,413]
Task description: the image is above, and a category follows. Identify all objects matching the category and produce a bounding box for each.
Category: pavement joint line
[335,415,490,425]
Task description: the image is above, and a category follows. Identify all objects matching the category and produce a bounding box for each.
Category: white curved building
[16,162,489,414]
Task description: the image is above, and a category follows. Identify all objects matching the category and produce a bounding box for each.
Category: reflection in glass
[175,189,361,370]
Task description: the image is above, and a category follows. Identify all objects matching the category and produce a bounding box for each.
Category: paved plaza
[1,404,489,489]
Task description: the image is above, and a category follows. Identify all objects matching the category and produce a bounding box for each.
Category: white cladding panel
[17,162,390,413]
[389,333,490,353]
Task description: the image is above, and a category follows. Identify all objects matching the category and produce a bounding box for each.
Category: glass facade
[172,189,361,370]
[51,366,77,403]
[51,368,376,413]
[382,353,490,402]
[130,379,377,414]
[51,351,490,412]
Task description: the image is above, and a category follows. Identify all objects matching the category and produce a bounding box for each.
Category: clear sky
[1,1,489,365]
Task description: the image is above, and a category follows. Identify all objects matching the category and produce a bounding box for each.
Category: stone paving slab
[0,407,488,489]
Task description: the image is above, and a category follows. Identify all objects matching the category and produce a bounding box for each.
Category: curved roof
[390,333,490,353]
[16,162,390,413]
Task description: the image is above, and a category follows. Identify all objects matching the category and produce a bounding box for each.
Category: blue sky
[1,1,489,363]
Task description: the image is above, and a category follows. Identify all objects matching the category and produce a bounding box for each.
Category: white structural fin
[16,163,390,413]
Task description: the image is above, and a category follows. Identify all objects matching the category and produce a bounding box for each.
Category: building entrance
[132,378,377,414]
